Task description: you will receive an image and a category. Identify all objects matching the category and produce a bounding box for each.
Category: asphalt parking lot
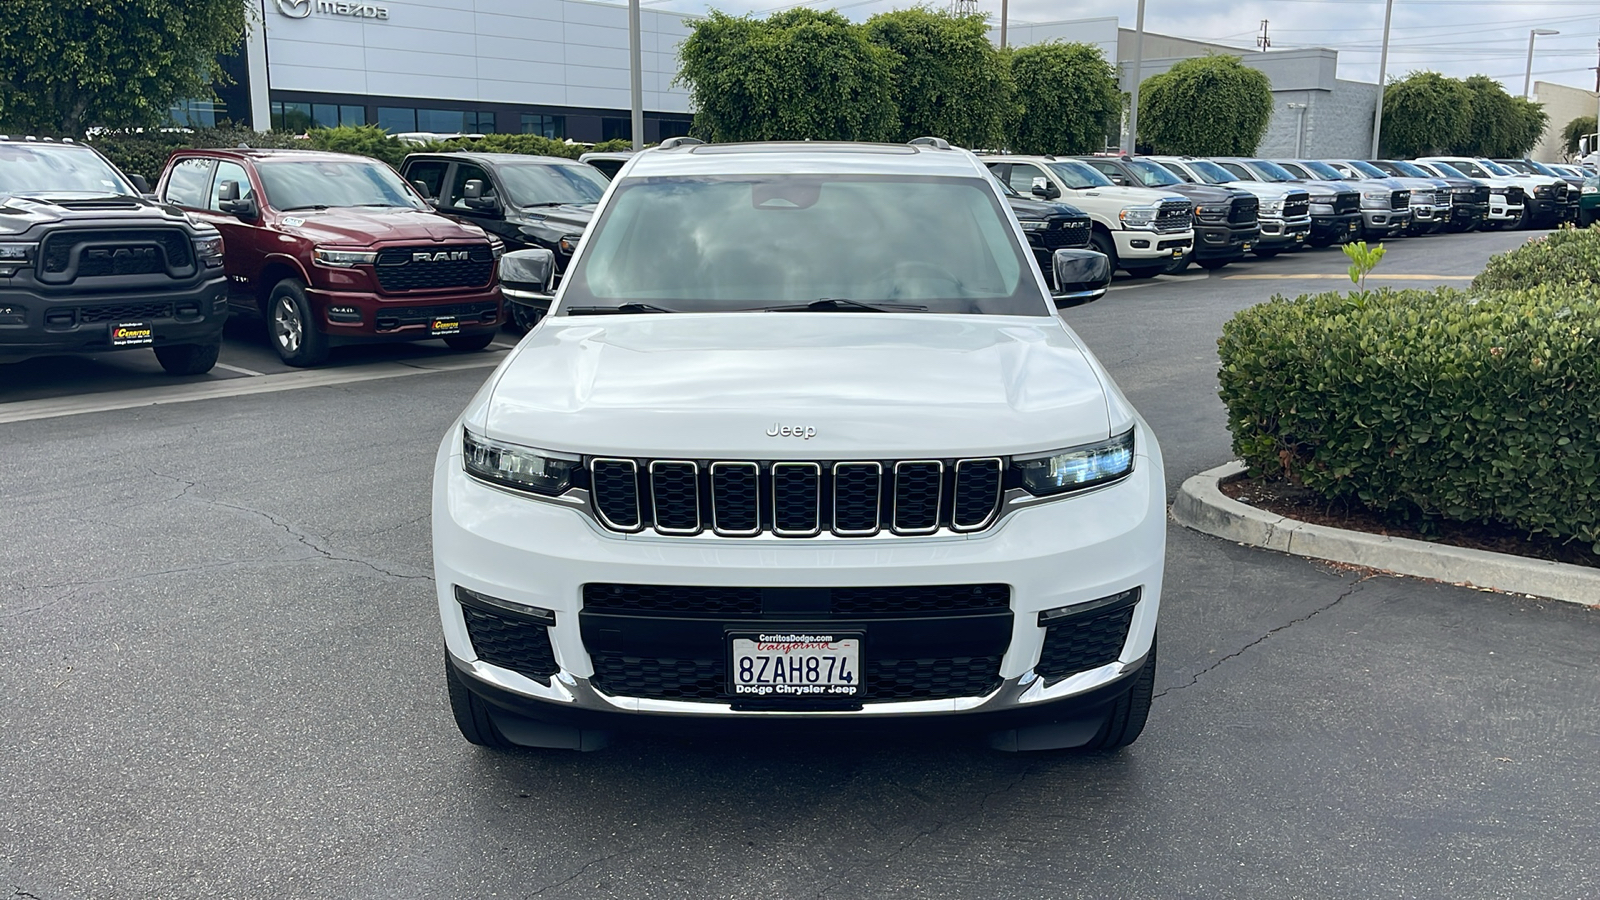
[4,230,1597,899]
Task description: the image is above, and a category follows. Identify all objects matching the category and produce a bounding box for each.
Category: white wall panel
[477,78,567,107]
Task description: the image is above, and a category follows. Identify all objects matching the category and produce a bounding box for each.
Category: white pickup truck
[982,155,1195,278]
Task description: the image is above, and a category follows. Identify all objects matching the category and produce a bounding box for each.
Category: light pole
[1369,0,1394,158]
[1124,0,1146,154]
[999,0,1008,49]
[1524,28,1559,100]
[629,0,644,150]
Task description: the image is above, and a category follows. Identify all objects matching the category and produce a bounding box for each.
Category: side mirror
[1030,177,1061,200]
[1049,248,1111,308]
[1109,173,1127,186]
[128,173,151,193]
[499,248,556,317]
[410,179,433,199]
[216,180,257,218]
[462,178,497,211]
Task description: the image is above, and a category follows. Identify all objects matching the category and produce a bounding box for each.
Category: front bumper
[1112,229,1193,261]
[306,284,502,345]
[1256,215,1311,248]
[432,424,1166,735]
[1361,208,1411,235]
[1449,203,1489,226]
[1310,212,1362,244]
[1488,199,1524,222]
[1192,221,1258,260]
[0,273,228,364]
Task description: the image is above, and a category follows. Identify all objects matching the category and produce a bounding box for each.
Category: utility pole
[999,0,1008,49]
[1124,0,1146,154]
[628,0,643,151]
[1523,29,1559,100]
[1257,20,1270,52]
[1369,0,1394,158]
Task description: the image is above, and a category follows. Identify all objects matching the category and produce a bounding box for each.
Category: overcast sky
[641,0,1600,96]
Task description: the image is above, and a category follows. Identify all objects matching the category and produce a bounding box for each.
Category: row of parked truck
[0,135,1593,376]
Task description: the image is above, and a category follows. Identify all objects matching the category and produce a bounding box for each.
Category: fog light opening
[454,584,556,625]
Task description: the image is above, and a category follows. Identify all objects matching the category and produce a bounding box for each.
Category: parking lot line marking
[214,362,266,377]
[1222,273,1474,281]
[0,353,507,425]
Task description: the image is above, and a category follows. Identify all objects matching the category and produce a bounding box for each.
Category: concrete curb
[1172,461,1600,607]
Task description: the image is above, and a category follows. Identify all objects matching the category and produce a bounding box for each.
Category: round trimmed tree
[1138,55,1273,156]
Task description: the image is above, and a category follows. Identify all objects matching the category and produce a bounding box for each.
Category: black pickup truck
[0,138,227,374]
[1079,155,1258,271]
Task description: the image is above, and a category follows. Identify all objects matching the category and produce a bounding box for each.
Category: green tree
[1455,75,1546,158]
[1379,71,1473,158]
[1006,42,1121,155]
[861,9,1013,149]
[1562,115,1598,156]
[676,9,897,143]
[1137,54,1273,156]
[0,0,254,137]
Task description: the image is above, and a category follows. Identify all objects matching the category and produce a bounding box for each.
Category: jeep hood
[473,314,1128,459]
[276,206,485,246]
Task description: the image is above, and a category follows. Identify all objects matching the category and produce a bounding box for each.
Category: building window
[466,111,497,134]
[378,107,417,133]
[417,108,467,133]
[656,119,691,139]
[601,118,631,142]
[521,114,565,139]
[171,98,224,129]
[272,101,314,131]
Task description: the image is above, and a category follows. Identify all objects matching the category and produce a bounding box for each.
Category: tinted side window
[1085,161,1120,181]
[1280,163,1308,178]
[164,157,214,208]
[447,163,495,209]
[1218,162,1250,179]
[1161,163,1195,183]
[209,161,253,211]
[1006,164,1046,194]
[405,160,449,200]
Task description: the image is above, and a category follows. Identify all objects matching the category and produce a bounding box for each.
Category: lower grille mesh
[462,606,559,681]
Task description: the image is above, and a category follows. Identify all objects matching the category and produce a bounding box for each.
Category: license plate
[1242,242,1252,251]
[430,316,460,336]
[1171,248,1183,258]
[109,321,153,347]
[730,631,861,699]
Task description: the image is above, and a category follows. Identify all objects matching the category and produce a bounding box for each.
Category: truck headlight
[1583,184,1597,195]
[0,242,37,263]
[312,247,378,267]
[1263,200,1285,214]
[191,234,225,268]
[1013,428,1135,496]
[1118,206,1158,230]
[462,428,578,495]
[1017,219,1050,232]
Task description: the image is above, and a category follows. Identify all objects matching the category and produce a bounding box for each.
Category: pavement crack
[524,850,629,897]
[206,498,433,582]
[1155,574,1375,699]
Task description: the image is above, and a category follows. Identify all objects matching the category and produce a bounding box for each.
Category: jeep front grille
[373,243,494,292]
[589,456,1006,537]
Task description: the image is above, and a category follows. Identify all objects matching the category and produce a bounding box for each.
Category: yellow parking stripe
[1222,273,1474,281]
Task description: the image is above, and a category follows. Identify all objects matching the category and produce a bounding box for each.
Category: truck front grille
[1391,190,1411,210]
[1228,196,1259,225]
[373,243,494,292]
[1282,194,1311,218]
[1037,218,1092,250]
[39,228,194,283]
[1153,200,1192,233]
[76,302,175,324]
[589,456,1005,537]
[1333,193,1360,215]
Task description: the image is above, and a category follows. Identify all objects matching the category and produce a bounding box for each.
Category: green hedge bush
[1218,284,1600,548]
[1472,225,1600,292]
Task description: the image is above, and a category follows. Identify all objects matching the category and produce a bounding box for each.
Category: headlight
[1360,189,1389,200]
[462,428,578,495]
[489,235,505,259]
[191,233,224,267]
[1013,428,1135,496]
[1118,206,1158,229]
[312,247,378,267]
[1583,184,1597,194]
[1263,200,1285,214]
[1534,184,1554,197]
[558,234,581,254]
[1017,219,1050,231]
[0,242,37,263]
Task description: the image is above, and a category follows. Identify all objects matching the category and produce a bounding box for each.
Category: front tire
[267,278,329,368]
[1253,247,1281,259]
[1089,230,1120,276]
[446,658,516,749]
[1076,634,1157,753]
[444,331,495,352]
[1196,257,1231,270]
[154,338,221,376]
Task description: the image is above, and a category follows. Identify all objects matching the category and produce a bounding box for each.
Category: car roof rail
[908,136,950,150]
[658,136,705,150]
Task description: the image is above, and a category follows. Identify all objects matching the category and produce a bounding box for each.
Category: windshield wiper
[564,303,677,315]
[280,204,330,211]
[763,298,927,313]
[519,201,572,208]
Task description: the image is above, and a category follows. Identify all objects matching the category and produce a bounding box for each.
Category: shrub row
[88,125,637,177]
[1472,225,1600,292]
[1218,271,1600,549]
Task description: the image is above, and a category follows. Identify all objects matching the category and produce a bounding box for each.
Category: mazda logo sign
[274,0,311,17]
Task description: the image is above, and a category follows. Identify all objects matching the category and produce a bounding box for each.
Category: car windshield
[1498,160,1534,174]
[1447,159,1489,178]
[1045,161,1112,189]
[560,175,1043,316]
[1184,160,1240,185]
[1242,160,1296,182]
[1300,160,1346,180]
[1525,160,1561,177]
[1125,159,1182,187]
[257,159,428,211]
[497,162,609,207]
[1482,160,1515,177]
[1345,160,1389,178]
[1387,160,1432,178]
[0,143,134,195]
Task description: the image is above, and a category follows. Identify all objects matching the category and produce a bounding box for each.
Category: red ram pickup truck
[156,148,502,367]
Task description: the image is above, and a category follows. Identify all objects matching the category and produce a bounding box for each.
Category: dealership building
[191,0,694,144]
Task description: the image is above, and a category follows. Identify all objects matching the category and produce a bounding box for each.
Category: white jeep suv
[984,155,1194,278]
[434,139,1166,753]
